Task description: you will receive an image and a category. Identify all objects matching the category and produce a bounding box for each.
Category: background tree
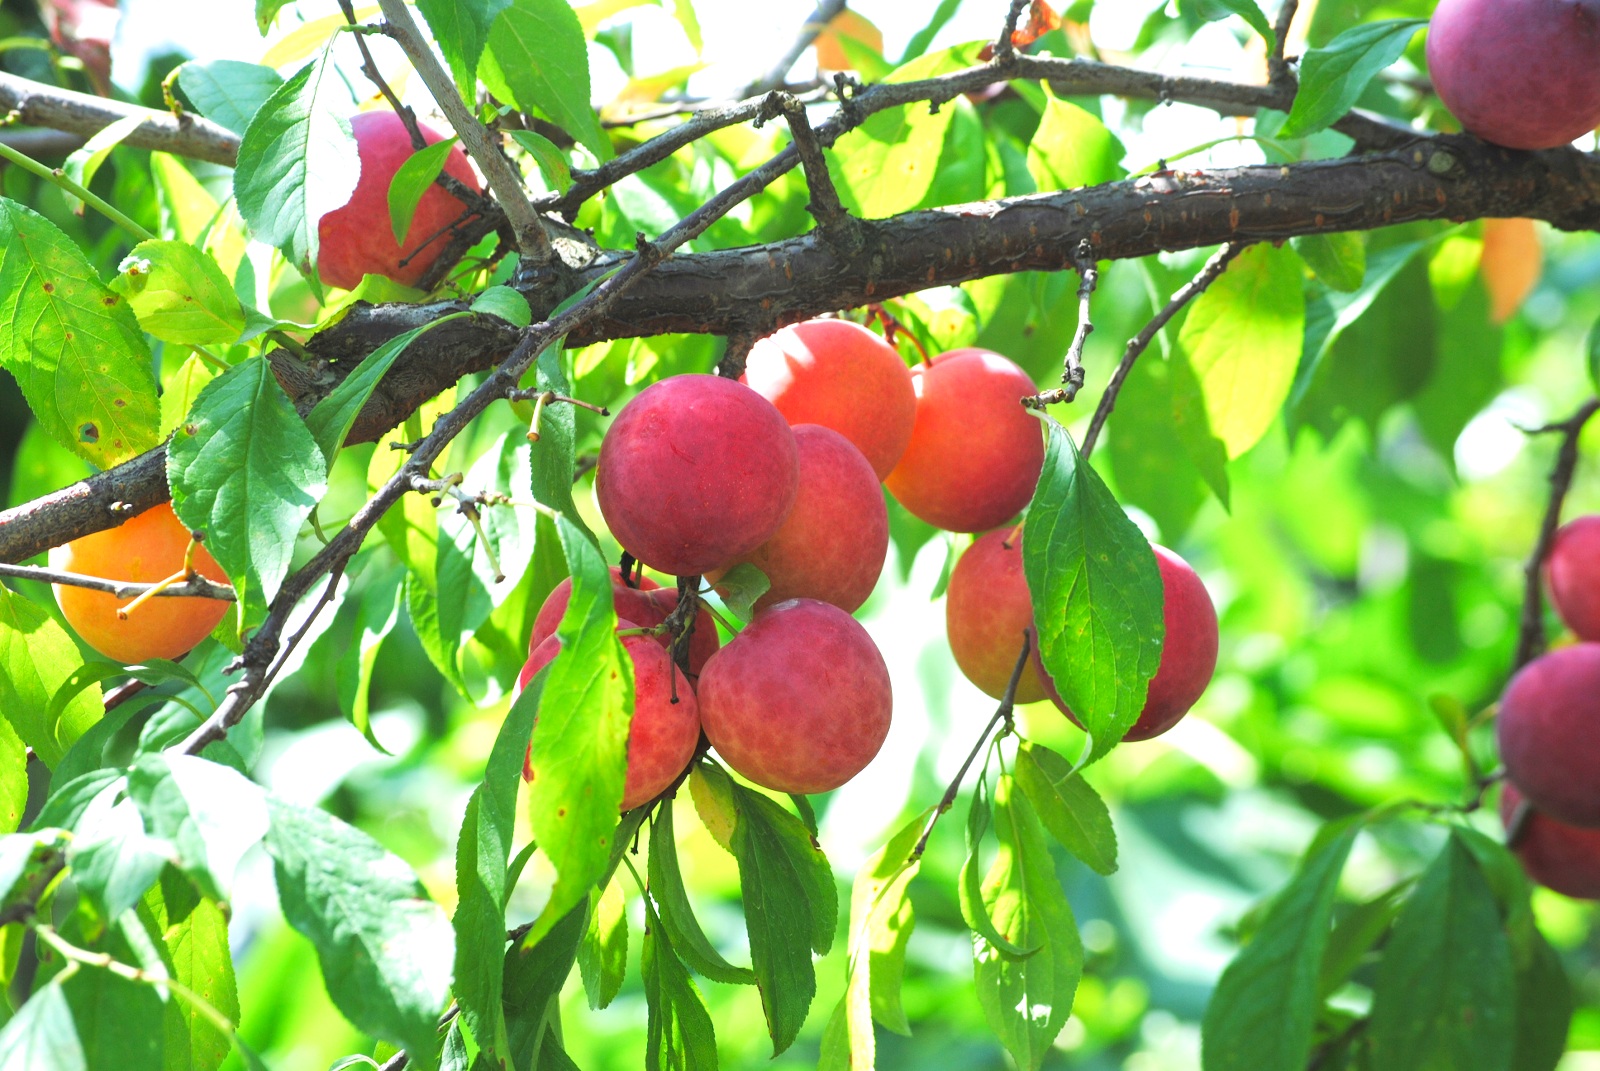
[0,0,1595,1069]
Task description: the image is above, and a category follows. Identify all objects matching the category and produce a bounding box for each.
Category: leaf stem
[0,138,155,242]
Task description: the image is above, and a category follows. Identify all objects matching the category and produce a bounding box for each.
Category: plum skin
[706,424,889,613]
[50,501,231,663]
[1501,782,1600,899]
[1546,516,1600,642]
[743,319,916,479]
[885,348,1045,533]
[1497,643,1600,828]
[697,598,892,795]
[1426,0,1600,150]
[945,528,1050,704]
[596,374,800,577]
[1043,544,1218,742]
[530,567,720,679]
[317,111,483,290]
[519,621,701,811]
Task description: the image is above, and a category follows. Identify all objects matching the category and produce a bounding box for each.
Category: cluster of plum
[1498,516,1600,899]
[535,316,1221,810]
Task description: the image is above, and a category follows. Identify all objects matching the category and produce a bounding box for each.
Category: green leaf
[177,60,285,136]
[728,775,837,1056]
[233,46,359,275]
[160,351,220,439]
[153,887,239,1071]
[480,0,611,162]
[0,830,67,904]
[1026,85,1125,192]
[577,875,628,1009]
[502,897,591,1069]
[388,137,459,245]
[60,114,145,216]
[0,984,85,1071]
[335,564,404,751]
[1586,314,1600,392]
[1022,420,1165,761]
[1278,19,1427,138]
[522,516,631,947]
[1200,819,1359,1071]
[647,801,755,986]
[125,754,268,901]
[1367,831,1515,1071]
[509,130,574,195]
[417,0,510,99]
[1292,232,1366,292]
[640,888,719,1071]
[1172,243,1305,460]
[454,671,540,1067]
[0,197,158,468]
[526,341,588,533]
[712,563,769,623]
[1181,0,1273,43]
[264,798,454,1071]
[167,355,328,610]
[111,240,246,347]
[0,583,101,768]
[62,944,164,1071]
[1512,927,1572,1071]
[972,775,1082,1071]
[1014,744,1117,876]
[828,49,958,218]
[0,715,24,834]
[471,285,533,328]
[959,774,1037,960]
[256,0,292,33]
[68,789,170,922]
[1316,883,1408,1001]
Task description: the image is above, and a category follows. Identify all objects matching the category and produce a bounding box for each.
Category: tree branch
[1512,397,1600,673]
[742,0,849,98]
[0,71,239,166]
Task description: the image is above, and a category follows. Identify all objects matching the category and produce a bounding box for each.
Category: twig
[912,633,1031,859]
[1027,241,1098,407]
[1076,241,1247,458]
[742,0,849,98]
[1511,397,1600,673]
[1268,0,1300,89]
[764,91,861,251]
[716,328,763,378]
[994,0,1032,64]
[374,0,558,274]
[0,560,235,602]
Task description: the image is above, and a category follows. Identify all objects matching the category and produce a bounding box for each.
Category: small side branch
[1268,0,1300,89]
[1077,241,1246,458]
[717,328,763,379]
[374,0,558,274]
[764,91,862,251]
[1512,397,1600,673]
[912,633,1031,859]
[742,0,849,99]
[0,560,236,602]
[1024,240,1098,408]
[993,0,1032,65]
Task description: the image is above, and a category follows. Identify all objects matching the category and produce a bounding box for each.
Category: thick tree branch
[3,133,1598,565]
[0,71,239,166]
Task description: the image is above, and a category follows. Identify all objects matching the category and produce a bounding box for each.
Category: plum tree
[697,598,892,794]
[1546,515,1600,641]
[1502,783,1600,899]
[49,501,230,663]
[705,424,888,613]
[519,621,701,811]
[529,567,720,677]
[595,374,799,577]
[945,527,1050,703]
[316,110,483,290]
[742,318,916,479]
[1497,643,1600,827]
[1426,0,1600,150]
[884,348,1045,532]
[1043,545,1218,742]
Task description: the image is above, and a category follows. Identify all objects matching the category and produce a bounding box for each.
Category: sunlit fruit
[697,598,892,794]
[885,348,1045,532]
[1497,643,1600,827]
[317,110,484,291]
[1546,515,1600,642]
[743,319,915,479]
[519,620,701,811]
[706,424,888,613]
[1426,0,1600,150]
[1043,544,1218,742]
[1502,782,1600,899]
[529,566,720,678]
[945,527,1050,703]
[49,501,231,663]
[596,374,800,577]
